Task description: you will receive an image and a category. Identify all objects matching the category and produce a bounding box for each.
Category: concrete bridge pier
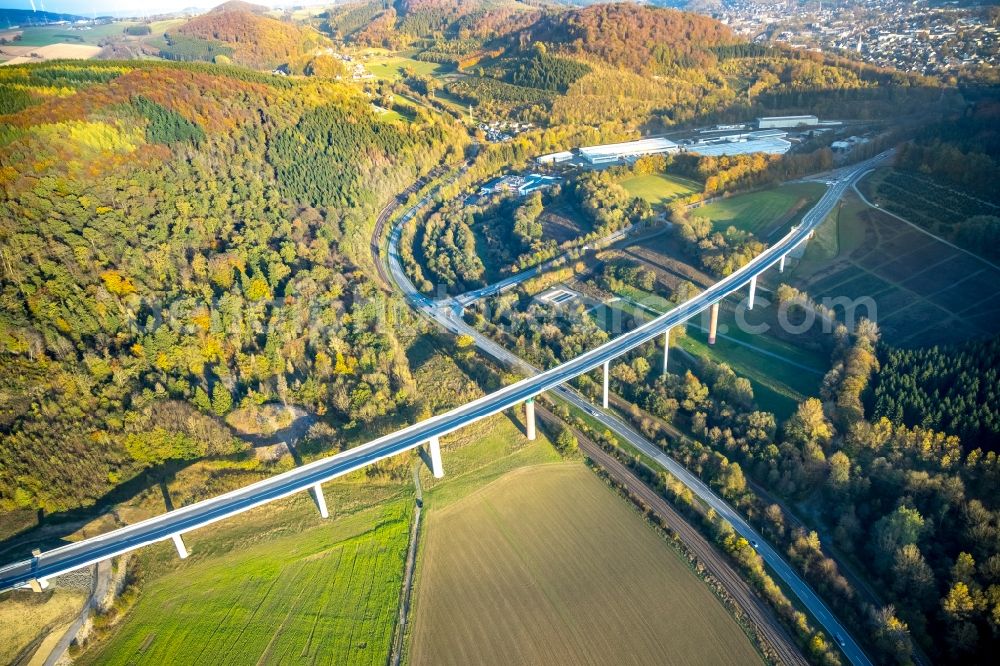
[602,361,610,409]
[747,276,757,310]
[27,577,49,593]
[312,482,329,519]
[172,533,189,559]
[428,436,444,478]
[662,328,670,375]
[525,398,536,440]
[708,303,720,345]
[779,255,785,273]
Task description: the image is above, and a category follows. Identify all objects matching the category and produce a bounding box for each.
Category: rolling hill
[206,0,268,14]
[520,3,737,73]
[326,0,540,46]
[173,1,329,69]
[0,59,464,515]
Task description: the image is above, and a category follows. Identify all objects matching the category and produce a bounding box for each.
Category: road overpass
[2,154,886,666]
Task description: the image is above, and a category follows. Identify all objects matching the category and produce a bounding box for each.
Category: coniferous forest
[871,336,1000,451]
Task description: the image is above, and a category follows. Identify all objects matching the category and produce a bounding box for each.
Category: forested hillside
[174,1,328,69]
[804,326,1000,662]
[310,0,949,137]
[521,3,736,73]
[396,0,537,38]
[895,96,1000,202]
[380,0,944,131]
[0,61,463,515]
[321,0,538,50]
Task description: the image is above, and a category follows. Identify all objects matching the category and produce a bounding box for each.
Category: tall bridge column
[312,482,329,519]
[428,436,444,478]
[662,328,670,375]
[747,276,757,310]
[172,533,189,559]
[525,398,536,440]
[779,255,785,273]
[708,303,720,345]
[602,361,610,409]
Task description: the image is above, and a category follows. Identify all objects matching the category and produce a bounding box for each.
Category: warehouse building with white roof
[755,115,819,129]
[579,138,679,165]
[687,137,792,157]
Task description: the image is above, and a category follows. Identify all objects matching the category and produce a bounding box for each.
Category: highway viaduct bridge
[1,154,888,665]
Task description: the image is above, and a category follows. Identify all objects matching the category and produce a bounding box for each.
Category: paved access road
[2,155,883,666]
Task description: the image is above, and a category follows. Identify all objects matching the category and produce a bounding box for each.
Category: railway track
[370,164,455,289]
[371,183,420,289]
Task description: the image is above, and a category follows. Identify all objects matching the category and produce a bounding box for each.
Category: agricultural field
[621,173,701,208]
[416,410,563,510]
[787,192,1000,347]
[430,86,470,116]
[11,332,506,666]
[143,19,186,38]
[408,464,761,665]
[861,167,1000,234]
[1,587,87,665]
[116,19,186,55]
[0,42,101,64]
[690,182,826,238]
[0,22,132,47]
[0,19,178,64]
[364,53,444,80]
[284,6,327,20]
[859,167,1000,264]
[79,490,415,666]
[376,105,407,123]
